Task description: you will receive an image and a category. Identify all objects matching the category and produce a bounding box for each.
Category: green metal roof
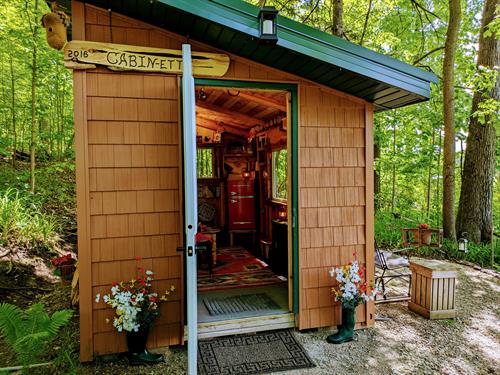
[63,0,437,111]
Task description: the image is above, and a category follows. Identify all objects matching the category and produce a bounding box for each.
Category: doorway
[191,79,298,335]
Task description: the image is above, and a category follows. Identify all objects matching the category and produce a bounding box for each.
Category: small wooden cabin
[61,0,436,361]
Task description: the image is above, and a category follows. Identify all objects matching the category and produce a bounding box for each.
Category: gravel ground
[80,263,499,375]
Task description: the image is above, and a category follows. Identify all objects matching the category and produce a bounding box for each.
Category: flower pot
[126,328,163,365]
[326,306,356,344]
[420,230,432,245]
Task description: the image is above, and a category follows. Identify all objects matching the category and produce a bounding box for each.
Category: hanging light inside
[278,206,287,220]
[258,6,278,44]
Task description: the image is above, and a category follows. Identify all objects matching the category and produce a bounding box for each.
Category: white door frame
[181,44,198,375]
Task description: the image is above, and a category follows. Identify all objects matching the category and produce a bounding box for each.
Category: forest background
[0,0,498,268]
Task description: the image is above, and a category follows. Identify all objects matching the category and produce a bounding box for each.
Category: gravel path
[81,264,499,375]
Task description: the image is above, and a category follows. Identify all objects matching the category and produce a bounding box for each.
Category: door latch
[176,245,207,256]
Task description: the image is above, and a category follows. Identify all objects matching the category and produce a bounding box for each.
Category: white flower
[95,294,100,303]
[328,268,335,278]
[146,270,153,275]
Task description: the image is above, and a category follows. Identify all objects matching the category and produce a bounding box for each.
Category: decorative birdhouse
[41,11,71,50]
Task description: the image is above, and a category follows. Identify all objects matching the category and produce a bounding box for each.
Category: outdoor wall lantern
[258,6,278,44]
[458,235,468,253]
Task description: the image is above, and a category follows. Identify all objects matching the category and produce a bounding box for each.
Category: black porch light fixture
[258,6,278,44]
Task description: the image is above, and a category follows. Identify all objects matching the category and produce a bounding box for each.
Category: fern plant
[0,302,73,367]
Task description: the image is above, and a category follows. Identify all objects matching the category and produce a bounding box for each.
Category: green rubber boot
[326,306,355,344]
[128,349,164,365]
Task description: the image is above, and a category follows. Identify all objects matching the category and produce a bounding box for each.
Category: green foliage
[375,210,424,248]
[0,303,73,367]
[50,325,80,375]
[0,0,73,162]
[375,209,499,267]
[0,161,75,250]
[0,188,59,251]
[483,4,500,38]
[272,149,287,200]
[197,148,214,178]
[441,239,499,268]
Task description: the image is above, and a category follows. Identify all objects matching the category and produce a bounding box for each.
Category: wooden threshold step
[184,313,296,340]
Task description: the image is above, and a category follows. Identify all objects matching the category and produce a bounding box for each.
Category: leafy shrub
[441,239,499,268]
[0,162,76,243]
[0,303,73,367]
[0,189,59,251]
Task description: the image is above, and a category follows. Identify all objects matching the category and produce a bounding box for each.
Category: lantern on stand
[458,235,468,253]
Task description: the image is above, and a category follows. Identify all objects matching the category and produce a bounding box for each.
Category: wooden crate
[409,259,458,319]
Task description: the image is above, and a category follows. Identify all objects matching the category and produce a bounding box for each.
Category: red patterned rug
[198,247,286,292]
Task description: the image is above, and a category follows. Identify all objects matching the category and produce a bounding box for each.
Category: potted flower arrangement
[51,253,76,283]
[418,223,431,245]
[327,256,377,344]
[95,261,175,365]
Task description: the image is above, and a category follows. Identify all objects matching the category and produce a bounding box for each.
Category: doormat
[198,330,315,375]
[203,293,280,316]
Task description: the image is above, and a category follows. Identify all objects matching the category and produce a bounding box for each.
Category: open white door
[181,44,198,375]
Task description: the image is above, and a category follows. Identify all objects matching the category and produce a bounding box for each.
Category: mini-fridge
[228,179,255,230]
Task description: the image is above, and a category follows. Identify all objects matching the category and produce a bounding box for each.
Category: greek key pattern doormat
[198,329,315,375]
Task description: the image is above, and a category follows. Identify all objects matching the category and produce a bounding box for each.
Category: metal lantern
[278,206,287,220]
[458,236,468,253]
[258,6,278,44]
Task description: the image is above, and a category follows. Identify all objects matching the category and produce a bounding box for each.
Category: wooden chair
[374,241,412,303]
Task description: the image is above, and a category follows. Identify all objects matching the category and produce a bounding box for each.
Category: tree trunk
[374,142,380,211]
[9,55,17,167]
[30,0,39,193]
[426,127,435,217]
[435,129,443,228]
[331,0,344,37]
[390,124,396,213]
[442,0,461,241]
[456,0,499,244]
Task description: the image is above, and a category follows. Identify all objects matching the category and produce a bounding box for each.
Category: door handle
[176,245,207,256]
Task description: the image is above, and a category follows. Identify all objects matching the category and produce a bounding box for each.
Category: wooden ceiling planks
[195,87,288,137]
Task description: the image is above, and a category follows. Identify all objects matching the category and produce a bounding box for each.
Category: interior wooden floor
[197,246,289,323]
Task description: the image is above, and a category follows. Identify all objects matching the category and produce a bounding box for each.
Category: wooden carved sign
[64,40,230,76]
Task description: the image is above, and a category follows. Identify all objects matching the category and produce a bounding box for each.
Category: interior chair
[374,241,412,303]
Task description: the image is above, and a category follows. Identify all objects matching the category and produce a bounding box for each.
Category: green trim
[194,78,300,315]
[160,0,437,91]
[290,84,299,315]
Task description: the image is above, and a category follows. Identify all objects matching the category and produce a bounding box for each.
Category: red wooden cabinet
[228,180,255,230]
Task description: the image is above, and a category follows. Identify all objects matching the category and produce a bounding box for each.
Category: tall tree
[28,0,39,192]
[9,55,17,166]
[331,0,343,37]
[442,0,461,241]
[456,0,499,244]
